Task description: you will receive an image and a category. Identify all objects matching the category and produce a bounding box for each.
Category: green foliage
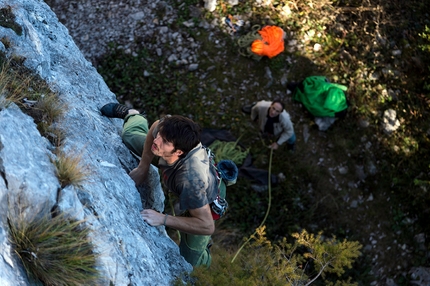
[294,230,362,282]
[418,25,430,93]
[7,212,99,286]
[418,26,430,53]
[187,226,361,286]
[170,0,200,23]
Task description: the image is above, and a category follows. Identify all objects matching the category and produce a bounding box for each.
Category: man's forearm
[141,205,215,235]
[165,214,214,235]
[130,120,158,184]
[140,120,158,166]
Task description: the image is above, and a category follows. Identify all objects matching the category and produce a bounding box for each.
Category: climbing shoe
[241,103,255,114]
[287,143,296,152]
[287,82,300,92]
[100,103,131,119]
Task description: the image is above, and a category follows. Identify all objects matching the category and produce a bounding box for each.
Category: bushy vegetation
[184,226,361,286]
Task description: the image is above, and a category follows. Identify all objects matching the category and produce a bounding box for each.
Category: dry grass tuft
[38,123,66,147]
[7,211,99,286]
[53,150,89,188]
[0,54,66,146]
[0,60,28,107]
[33,91,65,123]
[0,56,56,109]
[29,92,66,146]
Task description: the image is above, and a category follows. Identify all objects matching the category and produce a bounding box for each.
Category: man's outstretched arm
[141,204,215,235]
[129,120,159,185]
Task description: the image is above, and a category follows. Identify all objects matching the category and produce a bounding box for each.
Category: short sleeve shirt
[153,122,218,211]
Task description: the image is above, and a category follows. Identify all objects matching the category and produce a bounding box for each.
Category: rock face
[0,0,191,285]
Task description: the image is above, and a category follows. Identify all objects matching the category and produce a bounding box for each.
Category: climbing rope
[237,25,263,61]
[231,147,273,263]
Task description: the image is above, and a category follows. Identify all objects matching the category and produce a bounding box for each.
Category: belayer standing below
[100,103,227,267]
[242,99,296,151]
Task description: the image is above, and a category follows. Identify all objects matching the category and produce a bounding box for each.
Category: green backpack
[293,76,348,118]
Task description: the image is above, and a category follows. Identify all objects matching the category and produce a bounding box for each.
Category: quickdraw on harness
[205,146,229,220]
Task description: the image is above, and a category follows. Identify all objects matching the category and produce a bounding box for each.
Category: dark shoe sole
[287,82,300,92]
[101,103,131,119]
[287,143,296,152]
[242,103,255,114]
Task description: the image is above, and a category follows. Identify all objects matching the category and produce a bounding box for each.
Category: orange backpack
[251,26,285,58]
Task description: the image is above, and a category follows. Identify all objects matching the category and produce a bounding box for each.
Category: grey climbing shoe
[100,103,131,119]
[241,103,256,114]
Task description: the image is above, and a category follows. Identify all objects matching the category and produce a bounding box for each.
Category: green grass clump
[7,212,99,286]
[53,151,89,188]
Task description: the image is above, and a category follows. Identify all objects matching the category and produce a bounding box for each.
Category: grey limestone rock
[0,0,192,285]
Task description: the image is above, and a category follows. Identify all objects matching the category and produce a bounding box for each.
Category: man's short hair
[158,115,201,156]
[272,99,285,111]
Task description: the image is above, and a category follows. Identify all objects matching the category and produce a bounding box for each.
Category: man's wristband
[163,214,168,226]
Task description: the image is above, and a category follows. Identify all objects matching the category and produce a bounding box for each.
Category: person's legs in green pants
[179,232,212,267]
[121,114,148,156]
[178,180,226,267]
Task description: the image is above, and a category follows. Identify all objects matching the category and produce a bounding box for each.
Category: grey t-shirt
[158,143,219,212]
[153,119,218,212]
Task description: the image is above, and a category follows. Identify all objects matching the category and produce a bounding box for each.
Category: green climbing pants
[179,181,226,267]
[121,114,226,267]
[122,114,148,156]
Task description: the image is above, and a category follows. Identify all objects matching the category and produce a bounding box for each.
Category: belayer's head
[157,115,201,157]
[269,99,285,118]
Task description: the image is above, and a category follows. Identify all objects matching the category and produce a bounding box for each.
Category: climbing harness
[204,146,237,220]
